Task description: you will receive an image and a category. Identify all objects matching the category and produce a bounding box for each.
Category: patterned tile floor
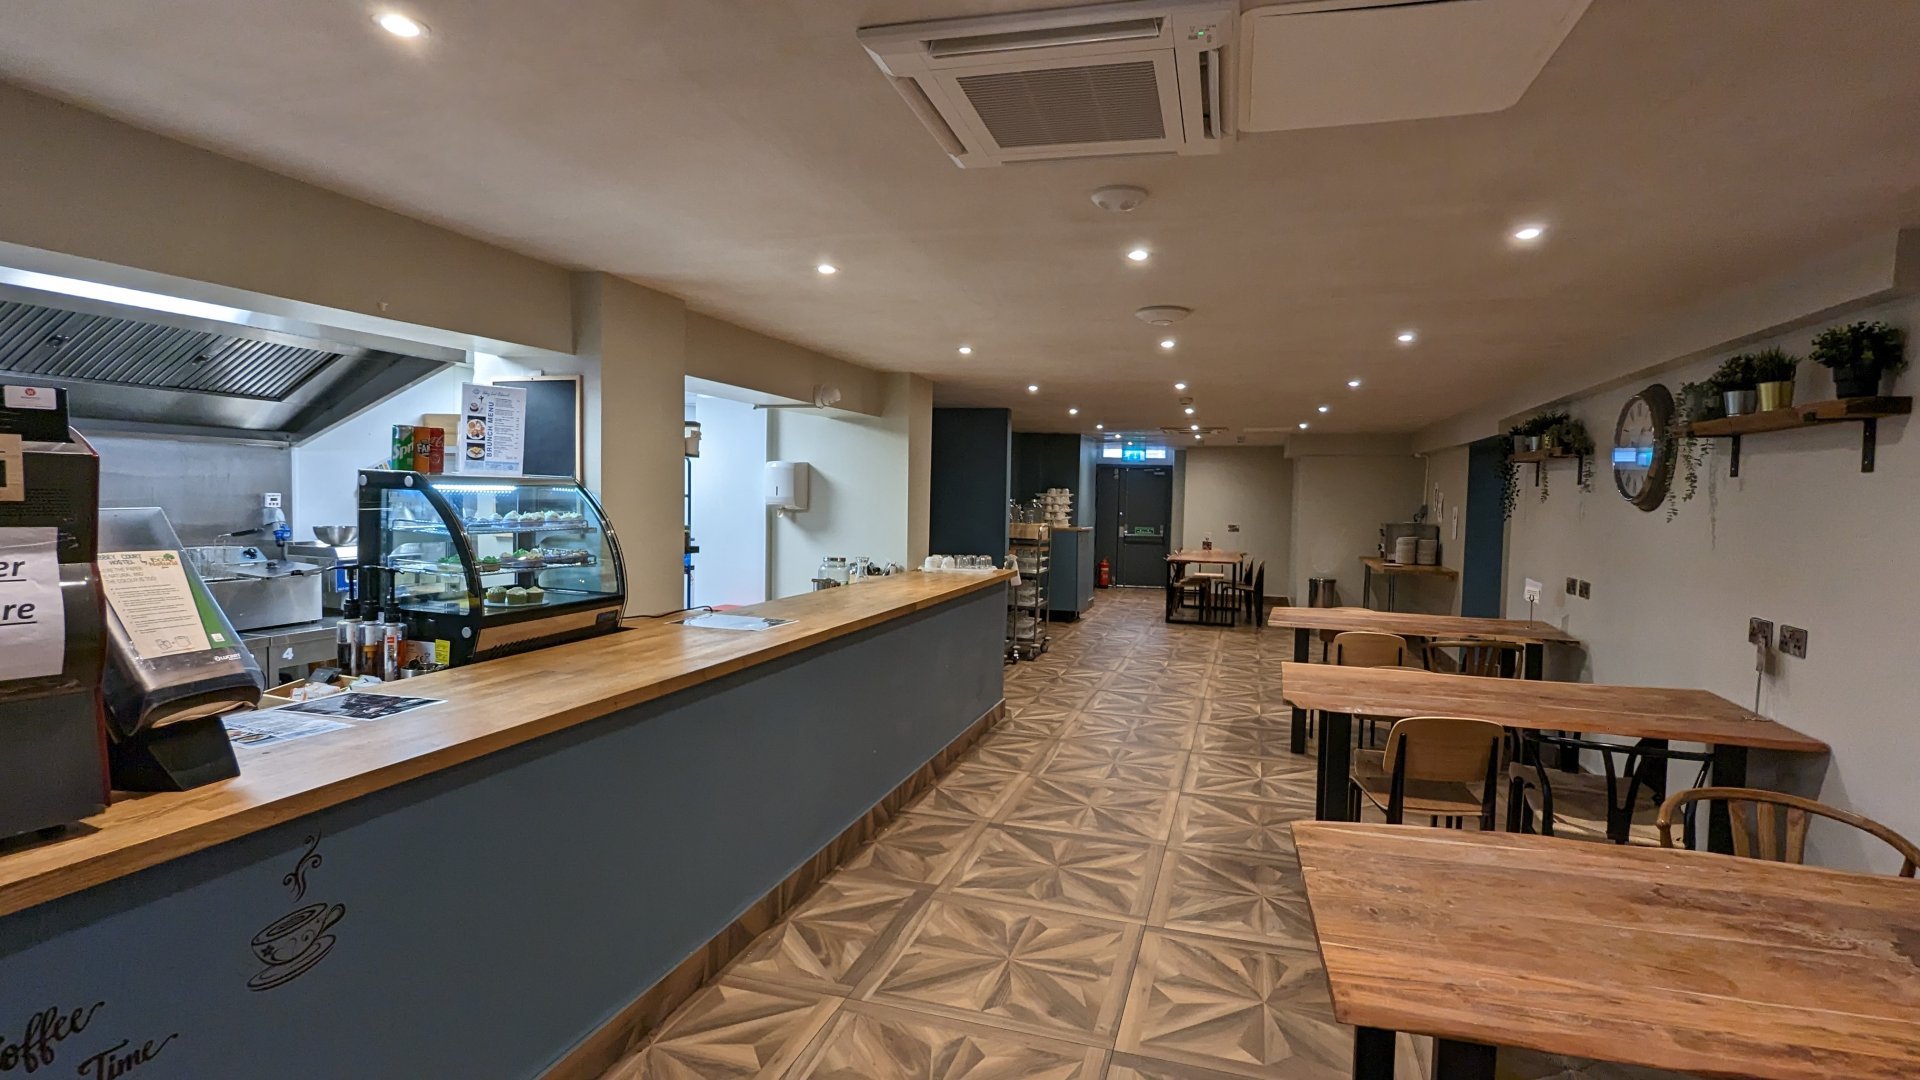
[603,590,1392,1080]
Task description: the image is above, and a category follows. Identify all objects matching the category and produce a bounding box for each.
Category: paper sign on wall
[1523,578,1543,604]
[0,527,65,681]
[458,382,527,477]
[99,549,216,660]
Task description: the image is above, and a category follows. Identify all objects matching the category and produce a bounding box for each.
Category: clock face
[1613,384,1675,511]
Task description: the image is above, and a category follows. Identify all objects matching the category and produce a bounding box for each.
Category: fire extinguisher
[1096,558,1112,588]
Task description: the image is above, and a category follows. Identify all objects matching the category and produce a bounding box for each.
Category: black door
[1461,435,1508,617]
[1094,466,1120,583]
[1101,465,1172,586]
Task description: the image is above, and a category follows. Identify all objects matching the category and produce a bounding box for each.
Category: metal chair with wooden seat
[1348,715,1504,830]
[1423,637,1526,678]
[1330,631,1410,746]
[1219,560,1266,629]
[1656,788,1920,875]
[1507,733,1712,847]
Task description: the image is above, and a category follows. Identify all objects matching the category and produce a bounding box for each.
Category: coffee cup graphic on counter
[248,902,344,991]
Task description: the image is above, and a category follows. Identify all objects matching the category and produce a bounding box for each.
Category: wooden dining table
[1294,823,1920,1080]
[1166,549,1244,625]
[1279,663,1830,852]
[1266,606,1580,754]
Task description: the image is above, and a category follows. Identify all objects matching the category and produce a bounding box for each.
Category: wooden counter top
[0,570,1012,920]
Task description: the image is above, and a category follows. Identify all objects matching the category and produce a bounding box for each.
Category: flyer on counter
[458,382,527,477]
[0,526,66,681]
[278,692,443,722]
[224,711,352,748]
[98,549,231,660]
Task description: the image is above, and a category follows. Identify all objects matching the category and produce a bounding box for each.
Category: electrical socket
[1565,577,1578,595]
[1577,580,1591,599]
[1780,625,1808,658]
[1748,617,1773,649]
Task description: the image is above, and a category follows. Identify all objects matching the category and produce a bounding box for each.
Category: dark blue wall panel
[930,408,1011,557]
[0,587,1006,1080]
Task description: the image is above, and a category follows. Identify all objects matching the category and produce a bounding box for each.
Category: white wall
[1422,445,1473,615]
[1287,449,1425,607]
[1178,447,1292,595]
[1501,294,1918,873]
[765,373,930,598]
[687,393,768,608]
[289,365,471,537]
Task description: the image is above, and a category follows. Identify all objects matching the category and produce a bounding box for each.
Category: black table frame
[1355,1028,1497,1080]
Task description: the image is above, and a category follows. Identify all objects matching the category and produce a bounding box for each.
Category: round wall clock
[1613,384,1674,511]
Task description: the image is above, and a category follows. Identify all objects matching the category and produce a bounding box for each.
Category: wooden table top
[1167,549,1243,564]
[1359,556,1458,577]
[1267,605,1578,643]
[1294,823,1920,1079]
[1279,663,1828,752]
[0,570,1012,920]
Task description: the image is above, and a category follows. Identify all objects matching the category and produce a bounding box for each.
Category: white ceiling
[0,0,1917,440]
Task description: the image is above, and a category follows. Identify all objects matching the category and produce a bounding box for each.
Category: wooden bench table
[1295,823,1920,1080]
[1279,663,1829,852]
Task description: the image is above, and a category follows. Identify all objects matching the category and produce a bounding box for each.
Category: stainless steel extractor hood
[0,279,465,442]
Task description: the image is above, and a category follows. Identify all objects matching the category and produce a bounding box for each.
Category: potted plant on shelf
[1809,321,1907,398]
[1749,348,1800,411]
[1713,354,1758,416]
[1676,380,1724,423]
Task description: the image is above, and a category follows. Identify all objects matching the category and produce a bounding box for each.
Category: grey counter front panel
[0,585,1005,1079]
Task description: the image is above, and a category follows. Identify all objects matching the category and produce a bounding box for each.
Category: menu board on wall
[458,383,527,477]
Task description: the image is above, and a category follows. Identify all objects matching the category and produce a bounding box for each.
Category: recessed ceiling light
[816,263,838,275]
[1317,405,1330,414]
[1068,407,1079,416]
[1159,338,1176,350]
[1513,224,1546,242]
[375,12,428,37]
[1027,384,1039,393]
[1190,424,1200,431]
[1184,406,1195,415]
[1127,248,1151,263]
[1095,423,1104,430]
[956,345,971,355]
[1173,381,1187,391]
[1396,330,1417,344]
[1347,378,1363,389]
[1107,432,1119,439]
[1193,434,1202,441]
[1298,422,1309,430]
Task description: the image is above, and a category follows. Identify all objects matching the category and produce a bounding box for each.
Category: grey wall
[86,430,292,545]
[1502,294,1919,873]
[0,586,1006,1079]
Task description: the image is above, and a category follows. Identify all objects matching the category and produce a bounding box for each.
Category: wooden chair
[1349,716,1504,829]
[1508,734,1712,847]
[1331,631,1410,745]
[1424,638,1525,678]
[1656,788,1920,876]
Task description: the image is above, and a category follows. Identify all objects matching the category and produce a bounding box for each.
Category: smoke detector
[1091,185,1149,212]
[1135,305,1192,326]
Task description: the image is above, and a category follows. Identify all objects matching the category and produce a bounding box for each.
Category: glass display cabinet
[356,471,626,665]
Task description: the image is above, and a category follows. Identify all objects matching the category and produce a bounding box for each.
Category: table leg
[1386,575,1397,612]
[1352,1027,1395,1080]
[1434,1038,1498,1080]
[1316,711,1355,820]
[1290,627,1310,755]
[1362,564,1374,610]
[1523,642,1543,680]
[1708,743,1747,854]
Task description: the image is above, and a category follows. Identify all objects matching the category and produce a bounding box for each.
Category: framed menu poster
[458,382,527,477]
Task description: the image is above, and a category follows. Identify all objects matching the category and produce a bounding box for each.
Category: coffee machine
[0,388,111,840]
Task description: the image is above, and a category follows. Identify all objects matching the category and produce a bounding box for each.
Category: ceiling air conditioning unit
[858,0,1236,168]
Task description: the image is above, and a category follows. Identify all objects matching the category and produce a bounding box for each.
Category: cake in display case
[356,471,626,665]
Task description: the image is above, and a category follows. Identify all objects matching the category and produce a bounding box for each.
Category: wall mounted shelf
[1509,448,1585,487]
[1684,396,1910,475]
